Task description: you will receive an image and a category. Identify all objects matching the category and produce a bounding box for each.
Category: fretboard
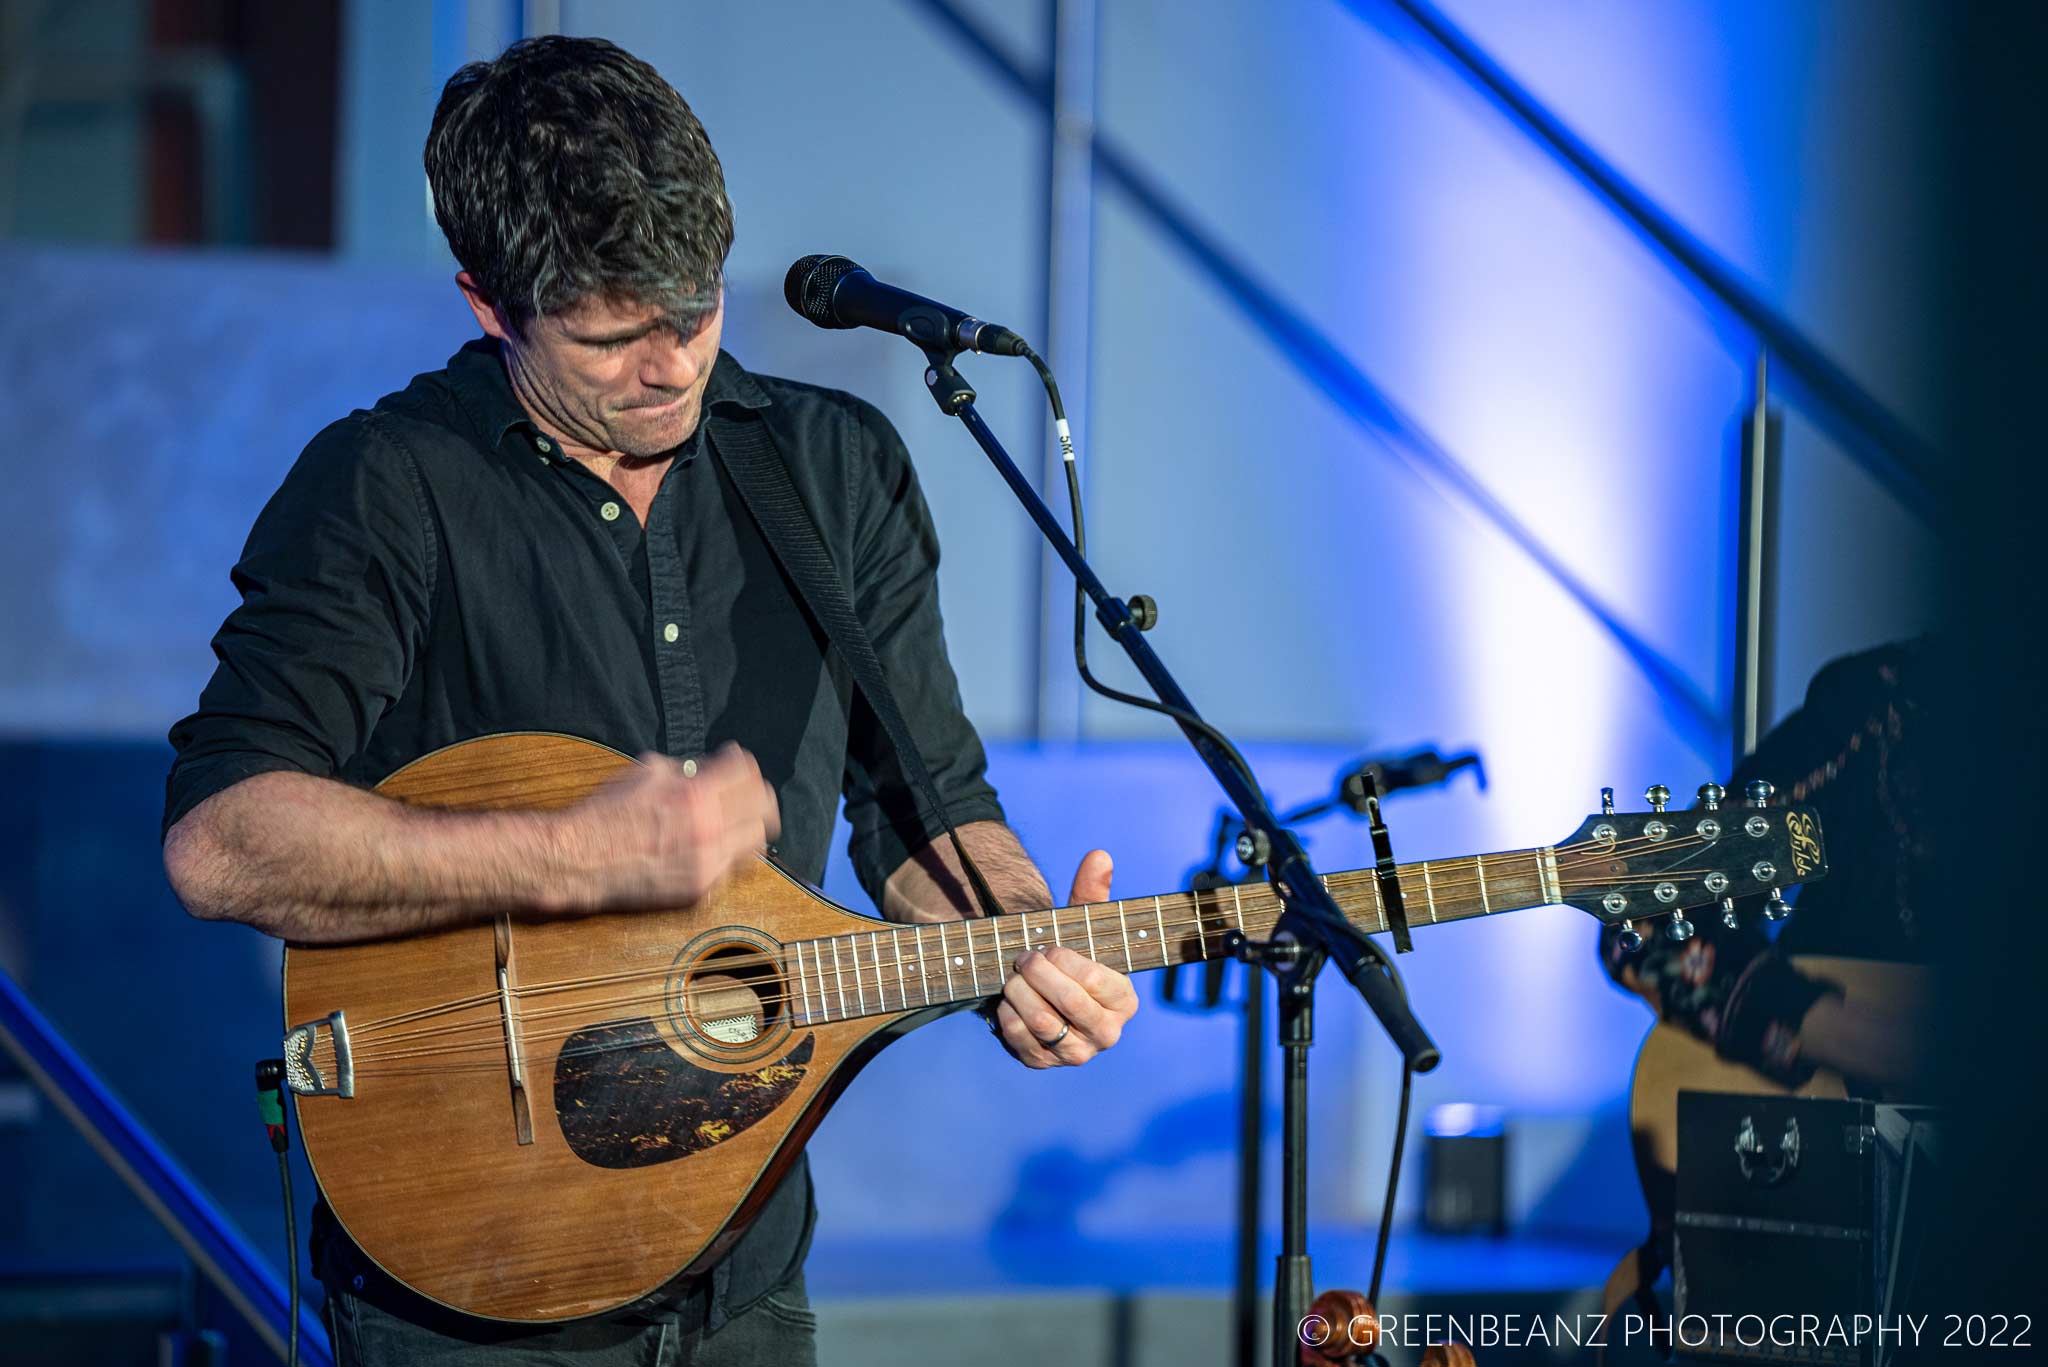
[783,846,1563,1026]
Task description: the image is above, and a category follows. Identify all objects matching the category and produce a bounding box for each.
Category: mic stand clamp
[915,346,1440,1367]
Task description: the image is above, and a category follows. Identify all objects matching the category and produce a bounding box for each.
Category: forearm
[164,770,589,943]
[1797,996,1930,1093]
[880,820,1051,923]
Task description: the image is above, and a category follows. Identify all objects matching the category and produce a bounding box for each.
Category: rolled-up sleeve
[163,415,434,836]
[838,400,1003,902]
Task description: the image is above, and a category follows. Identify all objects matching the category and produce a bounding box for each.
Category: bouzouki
[280,733,1830,1322]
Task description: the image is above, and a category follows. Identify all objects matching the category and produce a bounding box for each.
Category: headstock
[1557,780,1828,946]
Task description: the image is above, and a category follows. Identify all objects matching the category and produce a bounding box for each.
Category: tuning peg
[1645,784,1671,813]
[1666,911,1695,942]
[1601,786,1615,816]
[1720,897,1739,930]
[1764,887,1791,921]
[1617,920,1642,953]
[1698,782,1725,811]
[1746,779,1774,808]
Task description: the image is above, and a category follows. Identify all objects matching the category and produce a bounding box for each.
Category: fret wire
[1051,907,1061,949]
[939,922,955,1000]
[969,919,984,996]
[794,942,812,1025]
[913,924,931,1006]
[1476,856,1491,913]
[1542,847,1562,905]
[1420,861,1438,922]
[1231,884,1246,933]
[1116,900,1133,972]
[1368,868,1387,933]
[1193,891,1208,959]
[1084,904,1097,961]
[831,939,848,1020]
[869,932,884,1013]
[1154,896,1167,968]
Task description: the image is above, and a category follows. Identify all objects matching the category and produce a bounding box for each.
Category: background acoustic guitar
[279,733,1828,1322]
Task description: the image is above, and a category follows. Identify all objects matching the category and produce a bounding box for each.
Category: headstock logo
[1785,811,1822,878]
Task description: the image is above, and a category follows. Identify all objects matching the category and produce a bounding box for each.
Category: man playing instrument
[161,34,1137,1366]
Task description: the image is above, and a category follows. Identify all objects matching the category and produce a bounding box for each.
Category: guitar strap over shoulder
[709,413,1009,925]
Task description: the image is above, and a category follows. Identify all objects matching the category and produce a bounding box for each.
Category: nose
[641,330,702,392]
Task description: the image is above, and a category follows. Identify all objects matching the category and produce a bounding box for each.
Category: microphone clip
[920,350,978,417]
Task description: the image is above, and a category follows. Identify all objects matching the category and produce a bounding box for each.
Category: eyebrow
[568,308,714,347]
[569,323,656,345]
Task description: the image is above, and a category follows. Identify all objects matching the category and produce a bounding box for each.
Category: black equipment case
[1674,1092,1940,1366]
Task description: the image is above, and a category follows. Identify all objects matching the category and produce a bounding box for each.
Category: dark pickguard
[553,1021,813,1170]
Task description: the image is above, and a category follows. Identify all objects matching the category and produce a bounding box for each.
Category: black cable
[279,1150,299,1367]
[1021,347,1265,800]
[1369,1061,1414,1308]
[1023,346,1414,1022]
[257,1060,299,1367]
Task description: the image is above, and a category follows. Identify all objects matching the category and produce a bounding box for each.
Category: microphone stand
[915,350,1441,1366]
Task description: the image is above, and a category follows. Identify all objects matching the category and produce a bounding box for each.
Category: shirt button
[535,437,553,454]
[662,622,680,644]
[681,758,699,778]
[600,501,622,522]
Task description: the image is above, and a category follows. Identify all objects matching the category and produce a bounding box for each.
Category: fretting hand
[990,849,1141,1068]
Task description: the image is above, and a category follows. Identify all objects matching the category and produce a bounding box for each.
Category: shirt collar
[445,338,772,460]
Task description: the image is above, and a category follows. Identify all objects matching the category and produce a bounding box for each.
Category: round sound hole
[663,933,791,1061]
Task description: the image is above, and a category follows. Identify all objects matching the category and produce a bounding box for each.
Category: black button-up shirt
[165,338,1003,1327]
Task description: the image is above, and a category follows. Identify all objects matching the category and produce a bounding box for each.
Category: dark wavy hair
[424,35,733,331]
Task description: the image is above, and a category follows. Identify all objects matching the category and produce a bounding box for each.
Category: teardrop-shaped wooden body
[283,733,942,1322]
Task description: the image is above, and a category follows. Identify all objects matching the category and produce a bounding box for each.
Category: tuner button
[1698,782,1725,811]
[1601,786,1616,816]
[1720,897,1740,930]
[1666,911,1695,943]
[1645,784,1671,813]
[1617,921,1642,953]
[1764,888,1791,922]
[1746,779,1775,808]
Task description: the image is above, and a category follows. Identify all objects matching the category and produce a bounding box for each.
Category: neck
[784,844,1566,1025]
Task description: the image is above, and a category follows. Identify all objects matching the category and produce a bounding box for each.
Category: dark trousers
[324,1272,818,1366]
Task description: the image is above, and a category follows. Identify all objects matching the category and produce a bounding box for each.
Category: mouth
[620,393,686,413]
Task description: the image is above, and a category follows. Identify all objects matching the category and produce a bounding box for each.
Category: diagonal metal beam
[903,0,1728,757]
[1365,0,1939,520]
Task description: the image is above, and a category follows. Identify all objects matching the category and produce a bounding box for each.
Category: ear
[454,271,515,342]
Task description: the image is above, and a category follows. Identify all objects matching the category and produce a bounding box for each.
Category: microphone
[1338,749,1485,813]
[784,255,1030,357]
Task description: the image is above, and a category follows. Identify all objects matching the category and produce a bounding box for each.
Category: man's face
[465,278,725,460]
